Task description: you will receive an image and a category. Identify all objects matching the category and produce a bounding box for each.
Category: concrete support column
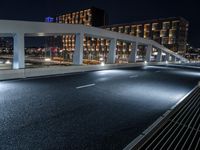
[13,32,25,69]
[107,38,117,64]
[145,44,152,62]
[128,42,138,63]
[156,49,162,62]
[73,33,84,65]
[171,55,176,62]
[166,53,170,61]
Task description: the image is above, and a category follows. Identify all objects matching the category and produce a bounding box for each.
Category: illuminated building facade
[46,8,188,63]
[47,7,109,63]
[104,17,189,56]
[55,7,107,27]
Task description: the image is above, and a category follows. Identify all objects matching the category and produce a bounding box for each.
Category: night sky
[0,0,199,47]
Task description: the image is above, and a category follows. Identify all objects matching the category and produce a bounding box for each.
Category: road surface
[0,64,200,150]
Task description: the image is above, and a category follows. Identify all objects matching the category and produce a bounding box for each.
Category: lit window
[118,26,124,33]
[172,21,179,29]
[162,22,170,30]
[152,23,159,30]
[125,26,130,34]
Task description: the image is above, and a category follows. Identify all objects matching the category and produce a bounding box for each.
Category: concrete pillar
[128,42,138,63]
[145,44,152,62]
[171,55,176,62]
[107,38,117,64]
[166,53,170,61]
[73,33,84,65]
[13,32,25,69]
[156,49,162,62]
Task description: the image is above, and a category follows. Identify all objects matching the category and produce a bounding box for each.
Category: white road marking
[129,75,138,78]
[76,83,95,89]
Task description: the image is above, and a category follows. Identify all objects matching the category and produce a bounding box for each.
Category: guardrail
[124,82,200,150]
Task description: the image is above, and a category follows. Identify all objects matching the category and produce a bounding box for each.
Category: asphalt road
[0,64,200,150]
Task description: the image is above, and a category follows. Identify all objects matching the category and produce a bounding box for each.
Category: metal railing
[124,83,200,150]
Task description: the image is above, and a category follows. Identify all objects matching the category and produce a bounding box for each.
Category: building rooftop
[55,7,105,17]
[103,17,189,28]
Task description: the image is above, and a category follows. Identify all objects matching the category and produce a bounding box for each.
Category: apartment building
[46,8,188,62]
[104,17,189,55]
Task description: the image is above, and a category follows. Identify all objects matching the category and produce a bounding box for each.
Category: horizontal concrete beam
[0,20,150,44]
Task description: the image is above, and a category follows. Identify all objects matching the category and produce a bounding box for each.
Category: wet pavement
[0,64,200,150]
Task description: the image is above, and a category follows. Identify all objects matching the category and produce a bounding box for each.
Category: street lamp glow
[101,62,105,66]
[5,60,11,64]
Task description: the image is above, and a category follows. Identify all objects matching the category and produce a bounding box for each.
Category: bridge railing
[0,20,188,69]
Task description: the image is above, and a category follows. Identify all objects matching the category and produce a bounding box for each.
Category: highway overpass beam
[145,44,152,62]
[128,42,138,63]
[156,49,162,62]
[73,33,84,65]
[13,32,25,69]
[107,38,117,64]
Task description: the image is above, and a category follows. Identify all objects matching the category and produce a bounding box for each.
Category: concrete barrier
[0,69,25,80]
[0,62,165,81]
[0,62,170,80]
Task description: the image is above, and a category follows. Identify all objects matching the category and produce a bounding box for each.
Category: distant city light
[5,60,11,64]
[99,58,104,61]
[45,17,54,23]
[45,58,51,62]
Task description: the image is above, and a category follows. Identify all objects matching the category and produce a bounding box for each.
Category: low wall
[0,62,164,81]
